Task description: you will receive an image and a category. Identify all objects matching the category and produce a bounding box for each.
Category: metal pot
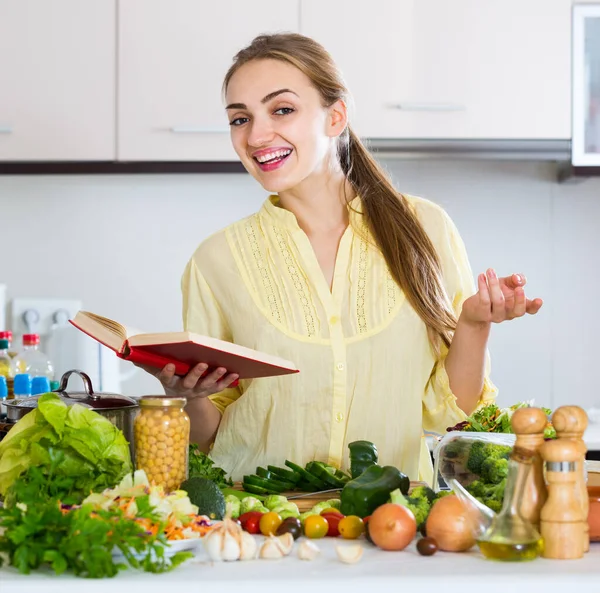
[4,369,139,456]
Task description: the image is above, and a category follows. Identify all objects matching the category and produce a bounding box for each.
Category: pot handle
[57,369,100,401]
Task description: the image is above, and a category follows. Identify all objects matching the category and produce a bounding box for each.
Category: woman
[146,33,542,484]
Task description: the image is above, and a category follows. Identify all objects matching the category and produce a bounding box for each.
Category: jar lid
[139,396,187,408]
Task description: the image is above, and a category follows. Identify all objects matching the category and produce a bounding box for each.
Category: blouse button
[329,316,339,325]
[336,412,344,423]
[336,363,345,371]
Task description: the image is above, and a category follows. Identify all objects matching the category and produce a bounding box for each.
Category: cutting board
[232,481,427,512]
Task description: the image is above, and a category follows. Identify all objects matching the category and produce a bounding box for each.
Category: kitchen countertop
[1,538,599,592]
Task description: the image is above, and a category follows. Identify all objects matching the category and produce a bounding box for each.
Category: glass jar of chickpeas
[134,396,190,492]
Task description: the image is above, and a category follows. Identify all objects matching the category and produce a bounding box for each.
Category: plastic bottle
[0,376,7,416]
[13,373,32,398]
[31,376,51,396]
[10,334,54,380]
[0,339,11,379]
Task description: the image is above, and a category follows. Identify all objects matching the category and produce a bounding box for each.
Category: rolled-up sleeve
[181,257,242,414]
[420,205,498,434]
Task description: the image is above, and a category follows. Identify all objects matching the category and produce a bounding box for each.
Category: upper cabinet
[118,0,299,161]
[0,0,116,161]
[301,0,573,140]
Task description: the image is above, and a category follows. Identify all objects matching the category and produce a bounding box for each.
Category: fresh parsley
[188,444,233,488]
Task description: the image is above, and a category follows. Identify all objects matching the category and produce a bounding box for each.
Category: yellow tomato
[303,515,329,539]
[259,512,283,536]
[338,515,365,539]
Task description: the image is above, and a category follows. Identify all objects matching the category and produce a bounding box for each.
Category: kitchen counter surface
[1,538,599,592]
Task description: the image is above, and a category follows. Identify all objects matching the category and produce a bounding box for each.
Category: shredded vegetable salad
[78,470,214,541]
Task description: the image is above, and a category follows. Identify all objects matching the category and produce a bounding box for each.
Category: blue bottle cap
[0,376,7,399]
[0,339,9,350]
[13,373,32,396]
[31,376,51,396]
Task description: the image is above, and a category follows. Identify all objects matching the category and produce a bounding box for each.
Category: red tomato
[321,512,344,537]
[239,511,264,534]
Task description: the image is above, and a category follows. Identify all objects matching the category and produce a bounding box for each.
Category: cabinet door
[302,0,572,140]
[118,0,299,161]
[0,0,115,161]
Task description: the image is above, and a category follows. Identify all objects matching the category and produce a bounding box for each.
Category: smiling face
[225,59,347,193]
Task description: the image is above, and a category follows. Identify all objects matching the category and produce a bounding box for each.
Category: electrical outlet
[9,298,82,338]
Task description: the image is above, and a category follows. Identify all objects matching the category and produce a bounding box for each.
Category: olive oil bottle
[476,445,543,562]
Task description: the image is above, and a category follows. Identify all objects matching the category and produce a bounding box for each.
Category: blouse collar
[260,194,364,231]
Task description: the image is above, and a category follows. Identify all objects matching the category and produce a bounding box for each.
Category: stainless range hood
[367,139,571,162]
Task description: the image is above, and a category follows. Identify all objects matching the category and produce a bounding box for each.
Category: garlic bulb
[239,531,258,560]
[298,540,320,561]
[259,533,294,559]
[335,544,364,564]
[204,517,256,562]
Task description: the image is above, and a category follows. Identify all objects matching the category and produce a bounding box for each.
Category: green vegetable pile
[0,454,192,578]
[188,444,233,489]
[0,392,131,505]
[463,441,512,512]
[448,401,556,439]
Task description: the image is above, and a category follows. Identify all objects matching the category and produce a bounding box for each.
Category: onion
[368,503,416,551]
[425,495,476,552]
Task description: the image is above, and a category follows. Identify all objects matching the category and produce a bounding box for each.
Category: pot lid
[6,369,138,410]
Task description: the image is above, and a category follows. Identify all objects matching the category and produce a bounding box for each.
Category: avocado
[180,477,226,520]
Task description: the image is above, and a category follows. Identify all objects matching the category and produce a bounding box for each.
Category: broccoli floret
[466,442,511,477]
[434,490,454,501]
[389,488,431,528]
[467,478,507,513]
[466,480,488,498]
[480,457,509,485]
[410,485,437,505]
[466,441,487,474]
[485,498,503,513]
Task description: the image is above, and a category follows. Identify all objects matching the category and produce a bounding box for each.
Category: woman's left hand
[460,268,543,326]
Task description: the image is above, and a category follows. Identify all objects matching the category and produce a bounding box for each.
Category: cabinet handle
[389,103,466,112]
[170,126,229,134]
[0,126,13,134]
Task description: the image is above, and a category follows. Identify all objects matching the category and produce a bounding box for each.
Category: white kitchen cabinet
[0,0,116,161]
[301,0,573,140]
[118,0,299,161]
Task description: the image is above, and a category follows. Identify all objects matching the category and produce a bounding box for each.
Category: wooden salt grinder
[511,407,548,531]
[540,438,585,559]
[552,406,589,552]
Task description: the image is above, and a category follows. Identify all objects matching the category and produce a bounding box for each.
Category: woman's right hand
[138,362,239,400]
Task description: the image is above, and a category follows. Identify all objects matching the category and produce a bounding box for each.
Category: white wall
[0,160,598,413]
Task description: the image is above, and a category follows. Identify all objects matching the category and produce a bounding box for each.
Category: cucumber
[256,467,271,479]
[243,474,291,493]
[296,480,318,492]
[267,465,302,484]
[242,483,272,496]
[242,475,285,494]
[284,460,328,490]
[305,461,346,488]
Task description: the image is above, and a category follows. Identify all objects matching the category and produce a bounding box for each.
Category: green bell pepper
[348,440,379,479]
[340,465,410,518]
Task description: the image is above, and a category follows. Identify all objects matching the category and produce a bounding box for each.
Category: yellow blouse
[181,195,497,484]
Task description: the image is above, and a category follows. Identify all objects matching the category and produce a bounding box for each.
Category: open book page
[128,331,298,372]
[70,311,144,353]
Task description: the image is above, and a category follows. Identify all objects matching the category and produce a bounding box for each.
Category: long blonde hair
[223,33,457,352]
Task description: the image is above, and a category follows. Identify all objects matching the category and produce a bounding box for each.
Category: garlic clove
[335,544,364,564]
[277,532,294,556]
[259,537,285,560]
[298,540,320,561]
[203,518,245,561]
[239,531,258,561]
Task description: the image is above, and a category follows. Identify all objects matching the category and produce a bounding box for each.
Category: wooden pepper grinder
[552,406,589,552]
[511,407,548,531]
[539,438,585,559]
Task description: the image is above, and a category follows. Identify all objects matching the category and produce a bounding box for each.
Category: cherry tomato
[303,514,329,539]
[259,511,283,536]
[319,507,341,515]
[321,512,344,537]
[338,515,365,539]
[239,511,263,535]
